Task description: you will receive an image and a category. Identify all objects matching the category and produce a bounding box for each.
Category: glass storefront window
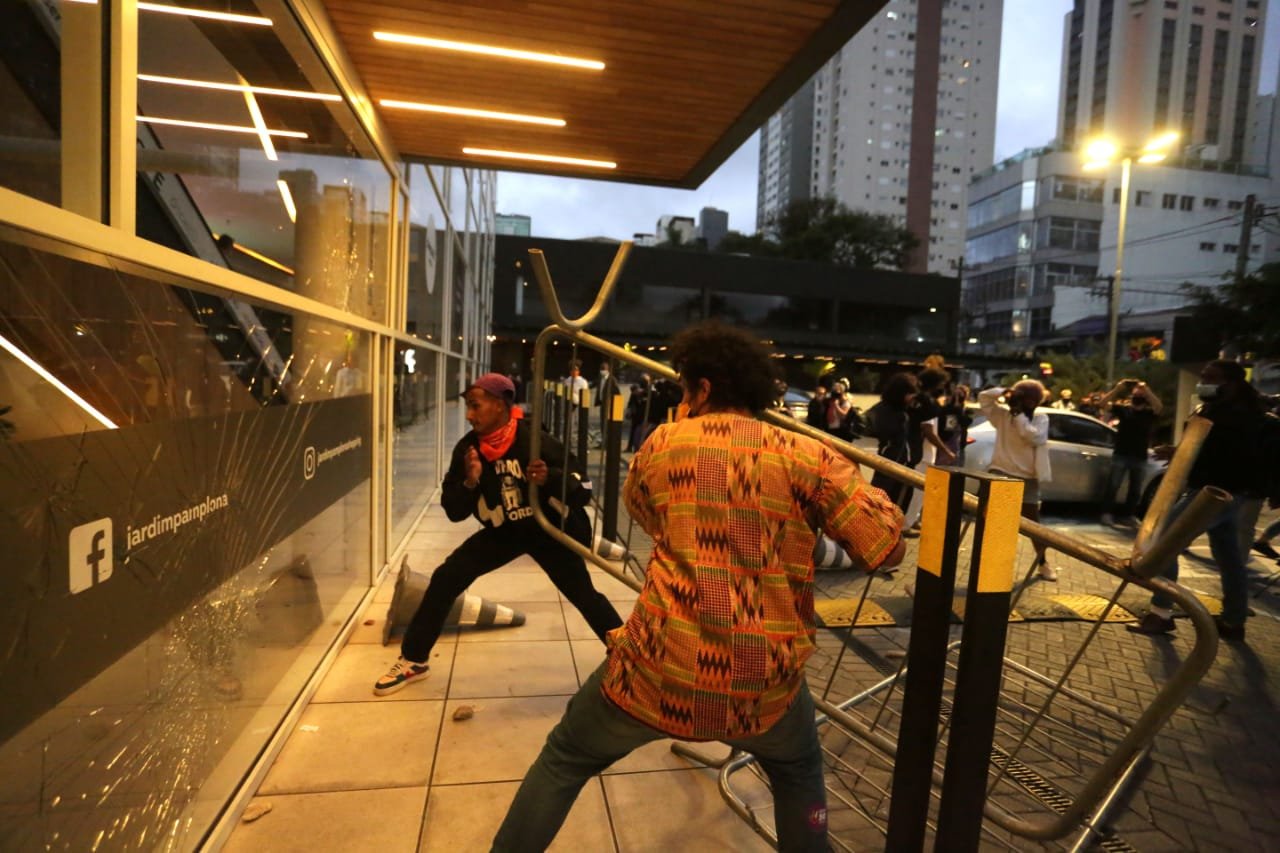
[0,1,95,208]
[406,165,448,343]
[0,231,371,850]
[135,2,393,323]
[391,340,439,545]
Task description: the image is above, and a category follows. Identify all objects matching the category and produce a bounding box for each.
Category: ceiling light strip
[240,79,278,161]
[462,147,615,169]
[380,99,564,127]
[0,332,118,429]
[137,2,272,26]
[373,31,604,71]
[277,180,297,223]
[137,116,307,138]
[138,74,341,102]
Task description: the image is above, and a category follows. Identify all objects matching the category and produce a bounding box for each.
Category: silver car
[961,408,1165,506]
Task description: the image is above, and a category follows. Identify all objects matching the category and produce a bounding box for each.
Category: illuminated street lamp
[1082,131,1180,384]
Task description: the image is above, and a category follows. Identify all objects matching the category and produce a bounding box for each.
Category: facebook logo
[69,519,113,594]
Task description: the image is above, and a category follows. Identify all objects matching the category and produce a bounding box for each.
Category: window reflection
[135,1,392,322]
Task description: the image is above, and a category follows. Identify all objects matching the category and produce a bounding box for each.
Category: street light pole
[1106,156,1132,387]
[1084,132,1177,386]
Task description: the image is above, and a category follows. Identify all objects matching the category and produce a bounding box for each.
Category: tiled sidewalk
[225,494,1280,852]
[224,505,771,853]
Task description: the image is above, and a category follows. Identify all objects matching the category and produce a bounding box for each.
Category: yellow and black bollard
[934,471,1023,851]
[886,466,969,851]
[602,392,625,542]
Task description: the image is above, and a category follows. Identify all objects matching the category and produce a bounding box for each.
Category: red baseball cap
[463,373,515,402]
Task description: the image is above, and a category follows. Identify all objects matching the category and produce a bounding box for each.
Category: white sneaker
[1037,564,1059,582]
[373,657,430,696]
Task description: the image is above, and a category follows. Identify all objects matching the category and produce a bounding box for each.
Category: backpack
[844,406,868,438]
[861,401,884,440]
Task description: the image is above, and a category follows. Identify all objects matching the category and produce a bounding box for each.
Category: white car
[960,408,1165,507]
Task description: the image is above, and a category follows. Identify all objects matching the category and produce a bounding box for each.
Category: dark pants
[1105,453,1147,516]
[492,667,829,852]
[872,469,912,514]
[1150,491,1256,626]
[401,525,623,662]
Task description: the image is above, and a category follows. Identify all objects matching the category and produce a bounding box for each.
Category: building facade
[964,146,1276,354]
[697,206,730,250]
[756,79,815,230]
[495,213,533,236]
[1057,0,1267,162]
[0,3,494,849]
[757,0,1003,274]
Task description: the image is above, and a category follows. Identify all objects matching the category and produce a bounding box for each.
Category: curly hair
[669,321,778,414]
[881,372,919,408]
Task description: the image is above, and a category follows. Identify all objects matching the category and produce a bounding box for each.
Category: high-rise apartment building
[1057,0,1267,163]
[756,80,815,231]
[756,0,1003,274]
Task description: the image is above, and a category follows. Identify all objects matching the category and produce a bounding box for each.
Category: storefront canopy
[319,0,888,186]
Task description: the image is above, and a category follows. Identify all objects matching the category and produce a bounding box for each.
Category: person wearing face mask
[1129,360,1269,642]
[978,379,1057,581]
[1099,379,1163,526]
[372,374,623,696]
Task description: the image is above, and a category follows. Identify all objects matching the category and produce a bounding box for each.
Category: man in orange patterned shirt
[494,323,905,852]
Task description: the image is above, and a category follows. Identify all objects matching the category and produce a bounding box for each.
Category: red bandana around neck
[477,415,518,461]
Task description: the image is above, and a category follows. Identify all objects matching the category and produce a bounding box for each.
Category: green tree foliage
[715,198,919,270]
[1183,263,1280,357]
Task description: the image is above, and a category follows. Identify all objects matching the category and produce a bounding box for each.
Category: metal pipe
[526,242,631,332]
[1133,415,1213,559]
[1067,747,1151,853]
[1130,486,1231,579]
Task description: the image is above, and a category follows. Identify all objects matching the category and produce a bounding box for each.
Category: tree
[769,198,919,270]
[714,198,919,270]
[1183,263,1280,357]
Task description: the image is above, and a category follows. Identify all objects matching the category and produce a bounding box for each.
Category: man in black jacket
[1129,360,1267,642]
[374,373,623,695]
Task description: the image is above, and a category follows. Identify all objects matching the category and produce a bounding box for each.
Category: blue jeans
[1150,491,1254,625]
[492,666,829,852]
[1105,453,1147,516]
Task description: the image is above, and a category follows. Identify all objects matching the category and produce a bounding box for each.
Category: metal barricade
[522,241,1226,850]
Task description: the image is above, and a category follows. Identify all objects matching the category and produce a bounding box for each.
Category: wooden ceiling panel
[319,0,888,186]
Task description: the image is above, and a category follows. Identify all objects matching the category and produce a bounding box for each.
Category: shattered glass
[0,233,371,850]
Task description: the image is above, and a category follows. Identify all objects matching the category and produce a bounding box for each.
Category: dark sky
[496,0,1279,240]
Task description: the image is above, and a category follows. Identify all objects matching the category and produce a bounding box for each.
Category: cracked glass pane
[0,231,371,850]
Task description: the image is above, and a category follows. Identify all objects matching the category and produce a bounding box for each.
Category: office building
[1057,0,1267,162]
[495,213,532,236]
[697,206,730,250]
[656,214,697,245]
[756,79,815,230]
[757,0,1004,273]
[964,146,1275,354]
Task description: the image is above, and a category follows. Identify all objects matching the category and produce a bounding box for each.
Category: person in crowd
[1050,388,1077,411]
[1129,360,1270,641]
[562,361,589,404]
[806,384,829,429]
[937,383,973,464]
[1099,379,1162,526]
[625,373,653,452]
[492,322,905,852]
[868,372,919,514]
[903,367,957,534]
[373,374,623,695]
[826,379,853,439]
[1077,391,1103,419]
[978,380,1058,581]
